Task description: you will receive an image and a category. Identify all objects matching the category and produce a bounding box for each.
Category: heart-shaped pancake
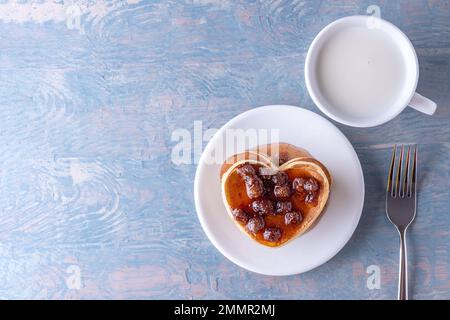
[220,143,331,247]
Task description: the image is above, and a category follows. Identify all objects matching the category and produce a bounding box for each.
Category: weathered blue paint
[0,0,449,299]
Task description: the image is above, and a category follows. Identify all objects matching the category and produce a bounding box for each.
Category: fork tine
[403,146,411,197]
[395,145,404,197]
[411,145,417,197]
[387,144,396,195]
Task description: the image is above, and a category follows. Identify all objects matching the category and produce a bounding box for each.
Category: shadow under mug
[305,15,437,128]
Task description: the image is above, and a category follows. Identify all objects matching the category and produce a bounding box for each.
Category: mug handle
[408,92,437,115]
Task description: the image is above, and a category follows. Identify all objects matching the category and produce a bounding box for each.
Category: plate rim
[194,105,365,276]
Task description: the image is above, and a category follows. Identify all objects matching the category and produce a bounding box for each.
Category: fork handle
[398,229,408,300]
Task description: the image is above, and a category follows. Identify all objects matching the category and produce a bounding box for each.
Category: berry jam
[224,163,321,246]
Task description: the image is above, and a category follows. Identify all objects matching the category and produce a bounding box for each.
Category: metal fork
[386,144,417,300]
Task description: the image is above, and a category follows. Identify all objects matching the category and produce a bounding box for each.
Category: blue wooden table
[0,0,449,299]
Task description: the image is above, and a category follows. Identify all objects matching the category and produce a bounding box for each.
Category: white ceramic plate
[194,105,364,276]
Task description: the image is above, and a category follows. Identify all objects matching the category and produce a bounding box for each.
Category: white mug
[305,15,436,127]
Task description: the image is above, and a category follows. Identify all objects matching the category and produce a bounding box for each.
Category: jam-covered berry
[252,199,275,216]
[272,171,289,186]
[246,216,265,234]
[304,178,319,192]
[293,176,320,204]
[244,175,264,199]
[292,177,306,193]
[276,201,292,214]
[284,211,302,225]
[236,164,256,177]
[293,177,319,193]
[274,184,291,199]
[232,208,249,224]
[263,227,282,242]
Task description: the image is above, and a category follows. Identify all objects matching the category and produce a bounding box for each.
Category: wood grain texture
[0,0,449,299]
